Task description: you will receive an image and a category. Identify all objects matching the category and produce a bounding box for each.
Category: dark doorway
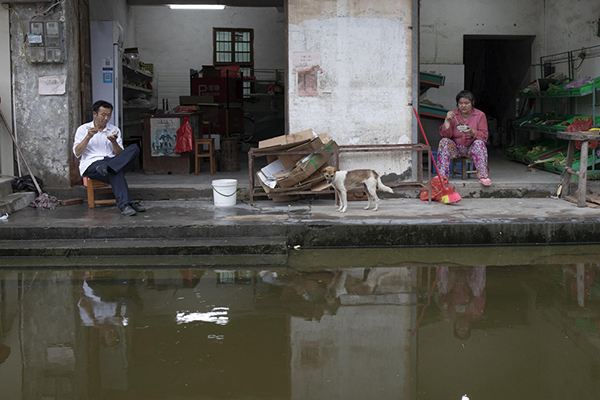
[464,35,535,147]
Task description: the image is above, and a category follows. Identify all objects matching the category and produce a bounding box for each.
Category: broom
[413,107,462,204]
[0,97,59,209]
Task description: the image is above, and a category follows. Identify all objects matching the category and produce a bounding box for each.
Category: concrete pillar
[286,0,414,178]
[8,1,81,187]
[0,7,13,177]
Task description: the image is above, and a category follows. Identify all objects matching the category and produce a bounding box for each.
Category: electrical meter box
[27,21,65,63]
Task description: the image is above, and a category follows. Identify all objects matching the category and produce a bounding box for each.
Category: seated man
[73,100,145,216]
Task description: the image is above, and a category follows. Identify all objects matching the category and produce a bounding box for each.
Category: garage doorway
[464,35,535,147]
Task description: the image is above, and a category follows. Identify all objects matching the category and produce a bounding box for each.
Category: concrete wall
[543,0,600,56]
[286,0,414,177]
[8,2,80,187]
[0,7,13,177]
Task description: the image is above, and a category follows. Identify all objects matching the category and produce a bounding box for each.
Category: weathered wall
[8,1,80,187]
[287,0,414,177]
[0,7,13,176]
[543,0,600,56]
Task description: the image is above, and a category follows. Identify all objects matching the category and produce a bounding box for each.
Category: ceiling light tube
[168,4,226,9]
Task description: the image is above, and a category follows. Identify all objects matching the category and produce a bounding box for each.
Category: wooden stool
[84,177,116,209]
[451,157,475,180]
[194,138,216,175]
[557,130,600,207]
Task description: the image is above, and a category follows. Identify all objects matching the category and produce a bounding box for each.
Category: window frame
[213,27,254,68]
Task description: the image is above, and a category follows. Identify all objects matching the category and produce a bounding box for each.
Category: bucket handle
[212,186,238,197]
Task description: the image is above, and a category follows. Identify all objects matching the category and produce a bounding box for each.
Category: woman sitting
[438,90,491,186]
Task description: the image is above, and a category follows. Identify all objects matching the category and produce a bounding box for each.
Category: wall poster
[150,118,180,157]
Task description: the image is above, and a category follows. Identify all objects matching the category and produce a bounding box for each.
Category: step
[0,176,14,197]
[0,236,289,258]
[0,192,36,215]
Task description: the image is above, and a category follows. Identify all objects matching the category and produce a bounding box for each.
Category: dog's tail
[377,177,394,193]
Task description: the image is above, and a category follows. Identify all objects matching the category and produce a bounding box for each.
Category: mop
[0,98,59,209]
[413,107,462,204]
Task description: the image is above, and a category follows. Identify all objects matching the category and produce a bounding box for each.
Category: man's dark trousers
[84,144,139,210]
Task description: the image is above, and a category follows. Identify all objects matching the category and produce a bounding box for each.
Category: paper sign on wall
[38,75,66,95]
[293,52,321,97]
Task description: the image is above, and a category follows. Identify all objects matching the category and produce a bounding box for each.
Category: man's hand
[107,133,118,144]
[87,126,101,138]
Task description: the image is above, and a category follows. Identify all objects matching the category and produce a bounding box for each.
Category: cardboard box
[277,140,339,188]
[256,159,292,192]
[277,133,332,170]
[258,129,315,149]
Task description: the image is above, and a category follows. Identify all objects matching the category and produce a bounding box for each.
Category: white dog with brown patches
[323,166,394,213]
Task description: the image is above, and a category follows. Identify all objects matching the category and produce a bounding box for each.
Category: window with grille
[214,28,253,65]
[214,28,254,97]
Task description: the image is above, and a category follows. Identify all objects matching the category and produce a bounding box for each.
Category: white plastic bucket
[212,179,238,206]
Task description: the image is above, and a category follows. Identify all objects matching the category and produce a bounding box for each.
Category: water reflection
[0,263,599,399]
[436,266,486,340]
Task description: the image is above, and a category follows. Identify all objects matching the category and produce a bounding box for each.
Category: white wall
[0,7,13,176]
[89,0,136,48]
[131,6,285,107]
[287,0,415,177]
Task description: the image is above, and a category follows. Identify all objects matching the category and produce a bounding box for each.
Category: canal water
[1,246,600,399]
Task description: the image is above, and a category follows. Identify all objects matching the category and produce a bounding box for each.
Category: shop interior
[94,3,600,188]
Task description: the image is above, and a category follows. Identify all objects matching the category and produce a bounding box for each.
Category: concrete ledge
[0,236,288,257]
[0,192,35,215]
[0,176,15,197]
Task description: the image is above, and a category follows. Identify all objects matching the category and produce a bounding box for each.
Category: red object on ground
[413,108,462,204]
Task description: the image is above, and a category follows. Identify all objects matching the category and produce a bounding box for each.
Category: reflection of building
[287,268,418,400]
[0,271,21,398]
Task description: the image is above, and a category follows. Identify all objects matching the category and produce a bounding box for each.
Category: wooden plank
[565,195,600,208]
[586,194,600,205]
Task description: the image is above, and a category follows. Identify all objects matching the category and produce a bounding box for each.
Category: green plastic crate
[567,77,600,96]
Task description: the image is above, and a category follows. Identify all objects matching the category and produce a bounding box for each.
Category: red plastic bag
[174,117,193,153]
[566,117,596,150]
[420,176,448,202]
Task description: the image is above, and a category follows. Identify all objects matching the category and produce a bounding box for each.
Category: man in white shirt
[73,100,145,216]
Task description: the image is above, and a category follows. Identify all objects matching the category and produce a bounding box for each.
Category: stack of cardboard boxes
[255,129,339,202]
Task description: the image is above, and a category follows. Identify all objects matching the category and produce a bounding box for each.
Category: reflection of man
[78,279,128,346]
[436,266,486,340]
[77,276,129,390]
[0,343,10,364]
[73,100,145,216]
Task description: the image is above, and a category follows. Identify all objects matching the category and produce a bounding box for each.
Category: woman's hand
[464,126,475,136]
[445,111,455,121]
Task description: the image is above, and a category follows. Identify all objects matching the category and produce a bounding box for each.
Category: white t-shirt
[73,121,123,176]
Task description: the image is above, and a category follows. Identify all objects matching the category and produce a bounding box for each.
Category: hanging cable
[1,3,34,67]
[31,0,65,20]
